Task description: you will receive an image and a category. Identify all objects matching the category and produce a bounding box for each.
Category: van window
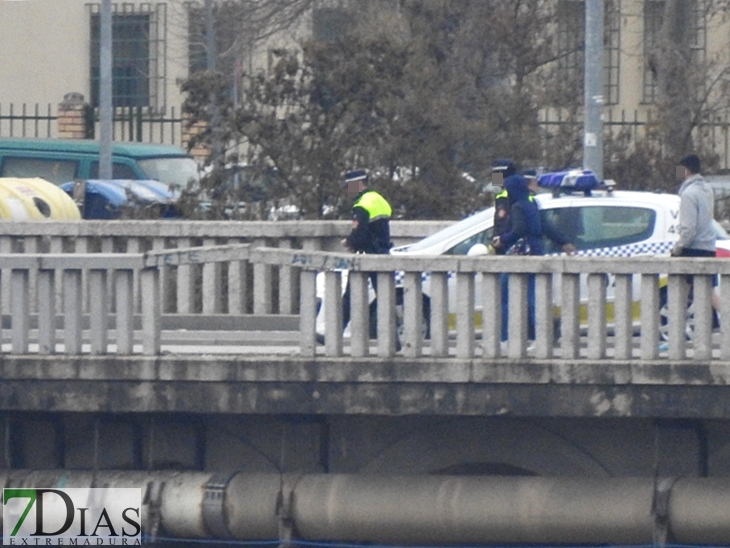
[137,157,200,188]
[1,157,78,184]
[89,161,139,180]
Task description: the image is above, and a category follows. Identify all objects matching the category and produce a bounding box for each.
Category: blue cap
[491,159,516,177]
[521,169,538,180]
[344,170,368,186]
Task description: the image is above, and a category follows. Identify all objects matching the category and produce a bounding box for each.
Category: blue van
[0,138,200,188]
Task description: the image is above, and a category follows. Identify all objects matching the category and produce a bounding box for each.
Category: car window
[90,161,138,180]
[445,226,494,255]
[541,205,656,253]
[1,157,78,185]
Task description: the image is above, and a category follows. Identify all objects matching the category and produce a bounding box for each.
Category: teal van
[0,138,200,188]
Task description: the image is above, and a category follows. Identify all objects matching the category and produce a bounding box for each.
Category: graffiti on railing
[291,253,358,271]
[146,249,202,267]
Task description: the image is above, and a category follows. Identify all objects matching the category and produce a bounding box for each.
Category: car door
[540,199,662,327]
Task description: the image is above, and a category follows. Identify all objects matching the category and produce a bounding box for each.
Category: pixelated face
[491,172,504,188]
[347,180,365,196]
[676,165,686,181]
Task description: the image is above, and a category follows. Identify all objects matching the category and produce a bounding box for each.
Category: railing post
[278,239,296,315]
[721,274,730,361]
[430,272,449,357]
[349,271,369,357]
[560,273,580,360]
[692,274,714,361]
[141,268,161,355]
[175,237,194,314]
[63,269,83,355]
[11,269,29,354]
[203,238,222,314]
[89,269,109,355]
[299,270,317,357]
[481,272,501,359]
[116,270,135,354]
[324,271,343,356]
[377,272,396,357]
[37,269,55,354]
[613,274,633,360]
[456,272,475,359]
[587,273,608,359]
[507,273,528,359]
[668,275,689,360]
[534,273,554,359]
[254,238,273,314]
[640,274,660,360]
[403,271,423,358]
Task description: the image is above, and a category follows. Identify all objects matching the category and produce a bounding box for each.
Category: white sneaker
[526,341,536,354]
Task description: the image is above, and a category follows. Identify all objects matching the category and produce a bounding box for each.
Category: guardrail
[5,243,730,360]
[1,245,250,356]
[0,220,450,318]
[251,248,730,362]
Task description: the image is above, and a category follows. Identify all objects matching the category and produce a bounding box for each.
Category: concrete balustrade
[3,238,730,360]
[0,220,449,318]
[251,248,730,362]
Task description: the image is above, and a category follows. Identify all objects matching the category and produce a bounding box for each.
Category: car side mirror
[467,243,490,256]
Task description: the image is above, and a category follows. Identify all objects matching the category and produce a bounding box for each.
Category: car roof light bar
[538,169,614,196]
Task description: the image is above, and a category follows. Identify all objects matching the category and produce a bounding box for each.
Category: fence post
[58,92,92,139]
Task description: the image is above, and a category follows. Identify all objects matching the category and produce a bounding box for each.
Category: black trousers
[341,271,378,330]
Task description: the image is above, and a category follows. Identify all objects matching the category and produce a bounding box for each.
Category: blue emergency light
[538,169,607,196]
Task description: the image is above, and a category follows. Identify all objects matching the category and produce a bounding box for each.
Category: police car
[316,170,730,341]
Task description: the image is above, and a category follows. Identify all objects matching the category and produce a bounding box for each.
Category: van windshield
[138,157,200,188]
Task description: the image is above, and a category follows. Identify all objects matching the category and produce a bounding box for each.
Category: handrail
[251,247,730,362]
[3,244,730,360]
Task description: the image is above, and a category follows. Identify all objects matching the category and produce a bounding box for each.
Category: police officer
[491,159,517,255]
[342,169,392,255]
[337,170,393,340]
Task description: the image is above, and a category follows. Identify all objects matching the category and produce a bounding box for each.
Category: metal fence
[4,102,730,170]
[0,103,185,145]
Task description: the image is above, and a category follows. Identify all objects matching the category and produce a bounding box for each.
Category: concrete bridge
[2,220,730,546]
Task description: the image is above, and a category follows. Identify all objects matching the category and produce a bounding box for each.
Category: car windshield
[401,208,493,252]
[138,157,200,188]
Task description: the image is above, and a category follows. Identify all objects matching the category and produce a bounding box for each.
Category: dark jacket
[345,189,393,254]
[492,189,511,255]
[499,175,570,256]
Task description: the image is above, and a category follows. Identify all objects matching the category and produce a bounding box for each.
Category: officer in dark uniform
[491,159,517,255]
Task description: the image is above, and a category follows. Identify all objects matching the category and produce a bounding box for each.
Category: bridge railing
[0,220,450,318]
[0,244,251,355]
[251,248,730,361]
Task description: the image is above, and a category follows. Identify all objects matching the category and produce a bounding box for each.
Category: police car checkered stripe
[572,240,673,257]
[392,241,674,286]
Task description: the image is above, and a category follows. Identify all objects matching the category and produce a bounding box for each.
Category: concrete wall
[5,412,730,478]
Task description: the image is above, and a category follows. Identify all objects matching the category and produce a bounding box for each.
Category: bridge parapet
[0,220,448,318]
[252,247,730,362]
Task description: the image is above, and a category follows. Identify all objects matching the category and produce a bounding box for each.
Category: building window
[643,0,706,104]
[88,3,167,109]
[556,0,620,105]
[604,0,620,105]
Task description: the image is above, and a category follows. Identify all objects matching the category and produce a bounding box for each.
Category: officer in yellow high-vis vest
[341,169,393,332]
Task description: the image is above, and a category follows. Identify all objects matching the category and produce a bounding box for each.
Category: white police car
[316,170,730,340]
